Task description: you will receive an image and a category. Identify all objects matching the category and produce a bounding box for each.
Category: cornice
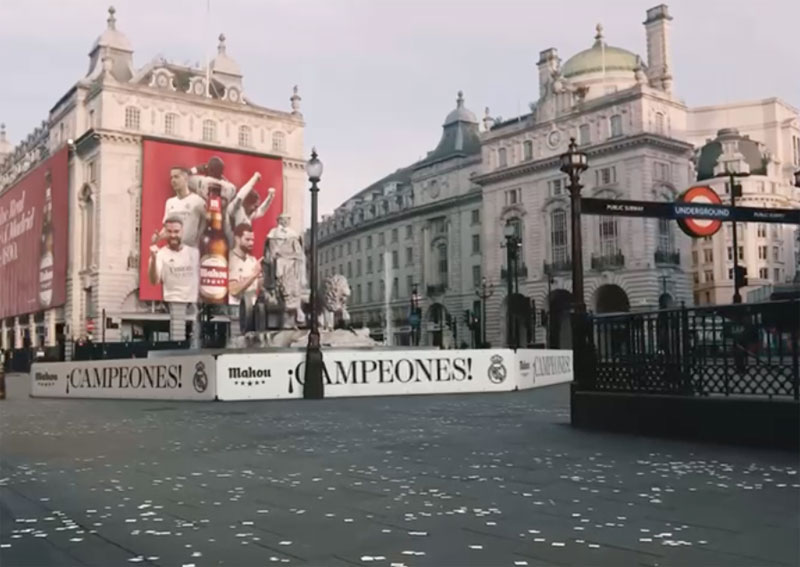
[319,190,481,248]
[474,133,694,186]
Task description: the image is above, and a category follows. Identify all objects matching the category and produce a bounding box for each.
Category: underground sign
[675,185,725,237]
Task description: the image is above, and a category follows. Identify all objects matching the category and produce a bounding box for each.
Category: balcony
[654,248,680,265]
[591,251,625,271]
[427,283,447,296]
[500,263,529,280]
[543,258,572,275]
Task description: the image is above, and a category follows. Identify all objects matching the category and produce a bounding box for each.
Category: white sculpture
[319,274,351,331]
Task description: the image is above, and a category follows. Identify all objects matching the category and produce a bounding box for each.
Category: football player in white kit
[224,171,276,246]
[148,217,200,304]
[160,167,206,247]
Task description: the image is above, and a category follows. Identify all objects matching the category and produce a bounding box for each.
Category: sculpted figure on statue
[263,214,308,327]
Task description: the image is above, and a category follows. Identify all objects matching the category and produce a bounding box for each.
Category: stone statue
[319,274,351,331]
[263,214,308,327]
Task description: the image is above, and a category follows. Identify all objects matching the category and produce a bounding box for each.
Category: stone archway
[594,284,630,314]
[658,292,675,309]
[548,289,573,349]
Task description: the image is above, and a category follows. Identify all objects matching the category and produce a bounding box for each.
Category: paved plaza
[1,373,798,567]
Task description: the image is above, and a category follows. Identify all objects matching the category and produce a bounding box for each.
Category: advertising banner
[516,349,573,390]
[0,147,69,319]
[216,349,520,401]
[139,139,283,304]
[30,355,216,401]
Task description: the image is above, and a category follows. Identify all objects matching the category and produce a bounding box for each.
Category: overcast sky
[1,0,798,218]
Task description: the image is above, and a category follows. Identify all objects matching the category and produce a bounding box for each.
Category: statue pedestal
[227,328,378,349]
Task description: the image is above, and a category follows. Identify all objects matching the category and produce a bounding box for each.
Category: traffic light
[735,265,748,287]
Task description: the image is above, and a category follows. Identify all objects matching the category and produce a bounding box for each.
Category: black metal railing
[591,251,625,270]
[427,283,447,296]
[579,300,800,400]
[655,248,680,265]
[501,263,529,280]
[544,258,572,275]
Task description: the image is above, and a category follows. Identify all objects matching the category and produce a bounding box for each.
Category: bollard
[0,353,5,400]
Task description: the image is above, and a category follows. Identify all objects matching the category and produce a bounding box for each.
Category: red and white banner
[0,147,69,318]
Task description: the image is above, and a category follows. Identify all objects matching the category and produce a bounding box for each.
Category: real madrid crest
[487,354,507,384]
[193,361,209,393]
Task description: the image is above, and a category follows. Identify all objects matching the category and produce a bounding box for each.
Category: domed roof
[91,6,132,53]
[696,128,768,181]
[211,34,242,77]
[444,91,478,126]
[561,24,640,78]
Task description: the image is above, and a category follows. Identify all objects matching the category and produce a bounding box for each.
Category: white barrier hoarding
[216,349,518,401]
[30,356,216,401]
[516,348,573,390]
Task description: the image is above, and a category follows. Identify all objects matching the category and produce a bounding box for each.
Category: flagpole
[205,0,211,98]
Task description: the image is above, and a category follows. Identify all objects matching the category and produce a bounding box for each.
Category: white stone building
[476,5,695,348]
[317,93,484,346]
[0,7,305,354]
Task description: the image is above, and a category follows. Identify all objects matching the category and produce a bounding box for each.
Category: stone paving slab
[1,373,798,567]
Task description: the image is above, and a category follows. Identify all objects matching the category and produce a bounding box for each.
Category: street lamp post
[503,224,522,349]
[475,277,494,348]
[410,284,421,346]
[545,271,554,347]
[559,138,589,382]
[725,169,750,304]
[304,148,324,400]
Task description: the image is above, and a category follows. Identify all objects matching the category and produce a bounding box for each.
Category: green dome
[561,25,641,78]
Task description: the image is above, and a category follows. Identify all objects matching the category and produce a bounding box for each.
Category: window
[757,181,765,193]
[727,268,733,280]
[392,277,399,299]
[770,224,779,239]
[165,113,179,135]
[523,140,533,161]
[380,280,385,299]
[378,232,385,246]
[367,256,373,273]
[758,245,767,260]
[774,268,781,281]
[738,246,744,260]
[773,246,779,261]
[472,265,481,288]
[272,131,286,152]
[437,243,448,285]
[471,210,480,225]
[125,107,141,130]
[356,258,362,277]
[406,247,413,264]
[599,216,618,256]
[347,262,352,279]
[692,250,698,265]
[406,275,413,296]
[704,249,713,263]
[551,209,568,264]
[367,282,373,302]
[610,114,623,137]
[378,254,384,271]
[88,109,96,129]
[356,284,362,304]
[655,112,665,134]
[346,242,351,254]
[391,228,398,243]
[367,235,373,249]
[657,217,674,252]
[595,166,617,186]
[793,135,800,166]
[238,125,251,147]
[472,234,480,254]
[505,188,521,205]
[87,160,97,183]
[338,245,343,258]
[392,250,399,269]
[653,162,670,181]
[579,124,591,145]
[339,264,343,275]
[757,224,767,238]
[498,148,508,167]
[406,225,413,240]
[704,270,714,282]
[759,267,769,279]
[202,120,217,142]
[693,272,700,284]
[356,239,361,252]
[548,179,563,196]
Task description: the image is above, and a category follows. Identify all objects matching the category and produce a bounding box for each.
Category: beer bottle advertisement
[39,171,54,308]
[138,140,284,303]
[199,187,229,303]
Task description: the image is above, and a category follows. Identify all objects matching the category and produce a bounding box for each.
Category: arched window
[164,113,179,135]
[238,125,251,147]
[550,209,568,264]
[124,107,140,130]
[202,120,217,142]
[272,131,286,152]
[655,112,665,135]
[599,215,619,256]
[437,242,448,286]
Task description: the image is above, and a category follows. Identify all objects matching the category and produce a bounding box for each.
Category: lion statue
[319,274,351,331]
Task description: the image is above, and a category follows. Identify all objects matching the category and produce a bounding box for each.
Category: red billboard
[139,139,283,303]
[0,147,69,319]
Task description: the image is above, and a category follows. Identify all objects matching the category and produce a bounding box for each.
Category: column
[28,313,37,348]
[13,317,22,349]
[169,303,187,342]
[46,309,57,346]
[1,319,7,351]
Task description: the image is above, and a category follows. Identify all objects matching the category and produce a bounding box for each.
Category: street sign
[676,186,723,237]
[582,198,800,225]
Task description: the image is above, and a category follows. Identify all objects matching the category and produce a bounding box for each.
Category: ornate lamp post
[410,284,422,346]
[502,225,522,348]
[722,168,750,304]
[304,148,324,400]
[475,277,494,348]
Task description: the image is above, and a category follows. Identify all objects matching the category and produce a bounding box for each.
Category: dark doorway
[548,289,573,349]
[594,284,631,314]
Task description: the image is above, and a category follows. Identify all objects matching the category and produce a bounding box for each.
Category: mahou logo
[200,255,228,301]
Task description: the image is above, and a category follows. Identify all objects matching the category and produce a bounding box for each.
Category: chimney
[537,48,560,99]
[643,4,673,92]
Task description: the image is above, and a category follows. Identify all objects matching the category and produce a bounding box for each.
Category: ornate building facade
[317,93,483,346]
[0,7,305,353]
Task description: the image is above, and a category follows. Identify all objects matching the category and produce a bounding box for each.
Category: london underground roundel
[676,186,723,238]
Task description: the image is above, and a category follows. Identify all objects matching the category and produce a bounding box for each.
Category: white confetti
[279,540,292,546]
[552,542,565,547]
[468,545,483,550]
[408,531,428,536]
